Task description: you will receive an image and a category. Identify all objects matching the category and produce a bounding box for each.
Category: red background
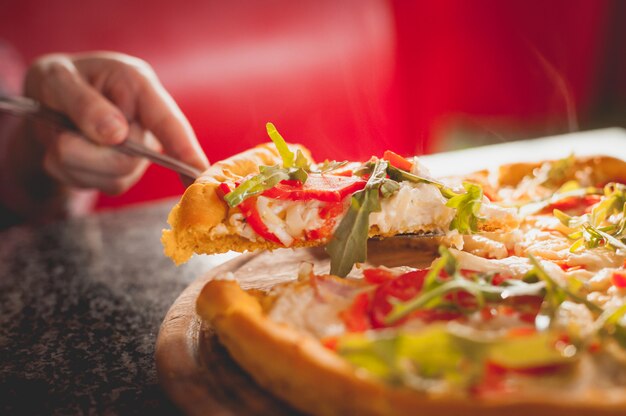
[1,0,623,208]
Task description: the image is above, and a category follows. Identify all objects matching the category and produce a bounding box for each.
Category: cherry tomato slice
[383,150,413,171]
[262,174,366,202]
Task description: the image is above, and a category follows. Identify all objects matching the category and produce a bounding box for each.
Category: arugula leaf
[385,248,545,325]
[594,304,626,349]
[223,123,313,207]
[518,186,601,216]
[337,326,465,384]
[591,183,626,225]
[386,165,485,234]
[326,160,392,277]
[294,149,309,169]
[266,122,294,168]
[542,153,576,188]
[446,182,484,234]
[315,160,349,173]
[555,183,626,253]
[223,165,290,207]
[337,324,576,389]
[527,255,602,331]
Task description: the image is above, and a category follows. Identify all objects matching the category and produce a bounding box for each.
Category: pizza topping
[326,159,397,277]
[223,123,311,207]
[552,183,626,254]
[249,196,343,246]
[261,174,366,202]
[382,149,413,171]
[335,324,576,394]
[612,271,626,288]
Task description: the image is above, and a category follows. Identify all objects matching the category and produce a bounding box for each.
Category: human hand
[23,52,209,194]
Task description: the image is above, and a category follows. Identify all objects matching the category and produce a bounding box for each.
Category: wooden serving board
[155,240,438,416]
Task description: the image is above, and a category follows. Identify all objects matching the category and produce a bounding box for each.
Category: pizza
[195,152,626,415]
[162,123,517,276]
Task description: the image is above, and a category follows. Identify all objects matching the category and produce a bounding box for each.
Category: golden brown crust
[162,143,311,264]
[197,279,626,416]
[495,155,626,188]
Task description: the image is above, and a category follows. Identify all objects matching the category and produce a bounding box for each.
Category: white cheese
[369,182,454,234]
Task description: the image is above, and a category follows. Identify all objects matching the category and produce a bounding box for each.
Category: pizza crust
[162,143,312,264]
[197,279,625,416]
[495,155,626,187]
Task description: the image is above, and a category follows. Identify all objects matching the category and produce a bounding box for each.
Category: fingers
[25,52,209,197]
[136,81,209,171]
[25,54,129,146]
[42,124,158,195]
[74,54,209,171]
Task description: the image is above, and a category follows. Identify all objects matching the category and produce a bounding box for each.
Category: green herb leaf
[266,122,294,168]
[519,187,601,217]
[337,326,465,384]
[337,324,576,389]
[386,165,485,234]
[326,160,389,277]
[223,124,313,207]
[553,208,572,226]
[380,179,400,198]
[591,183,626,225]
[446,182,484,234]
[527,255,602,331]
[385,248,545,325]
[223,165,290,207]
[542,153,576,188]
[386,165,447,189]
[294,149,309,169]
[316,160,349,173]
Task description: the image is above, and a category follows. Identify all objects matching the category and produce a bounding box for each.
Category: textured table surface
[0,200,236,415]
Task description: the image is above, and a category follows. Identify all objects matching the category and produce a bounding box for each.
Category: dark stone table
[0,200,236,415]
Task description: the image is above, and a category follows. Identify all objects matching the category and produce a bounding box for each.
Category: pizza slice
[162,123,518,275]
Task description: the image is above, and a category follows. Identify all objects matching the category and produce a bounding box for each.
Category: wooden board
[155,240,439,416]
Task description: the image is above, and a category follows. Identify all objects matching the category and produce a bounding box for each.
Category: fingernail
[97,115,126,143]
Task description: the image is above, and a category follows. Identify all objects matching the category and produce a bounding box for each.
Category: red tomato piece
[238,197,282,244]
[218,182,232,196]
[491,273,511,286]
[504,295,543,323]
[507,327,537,338]
[471,362,511,398]
[363,268,397,285]
[556,261,583,272]
[305,202,345,241]
[382,150,413,171]
[339,292,371,332]
[262,174,366,202]
[487,360,569,377]
[320,337,339,351]
[369,269,429,328]
[413,309,463,323]
[612,271,626,288]
[543,194,601,215]
[444,290,477,309]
